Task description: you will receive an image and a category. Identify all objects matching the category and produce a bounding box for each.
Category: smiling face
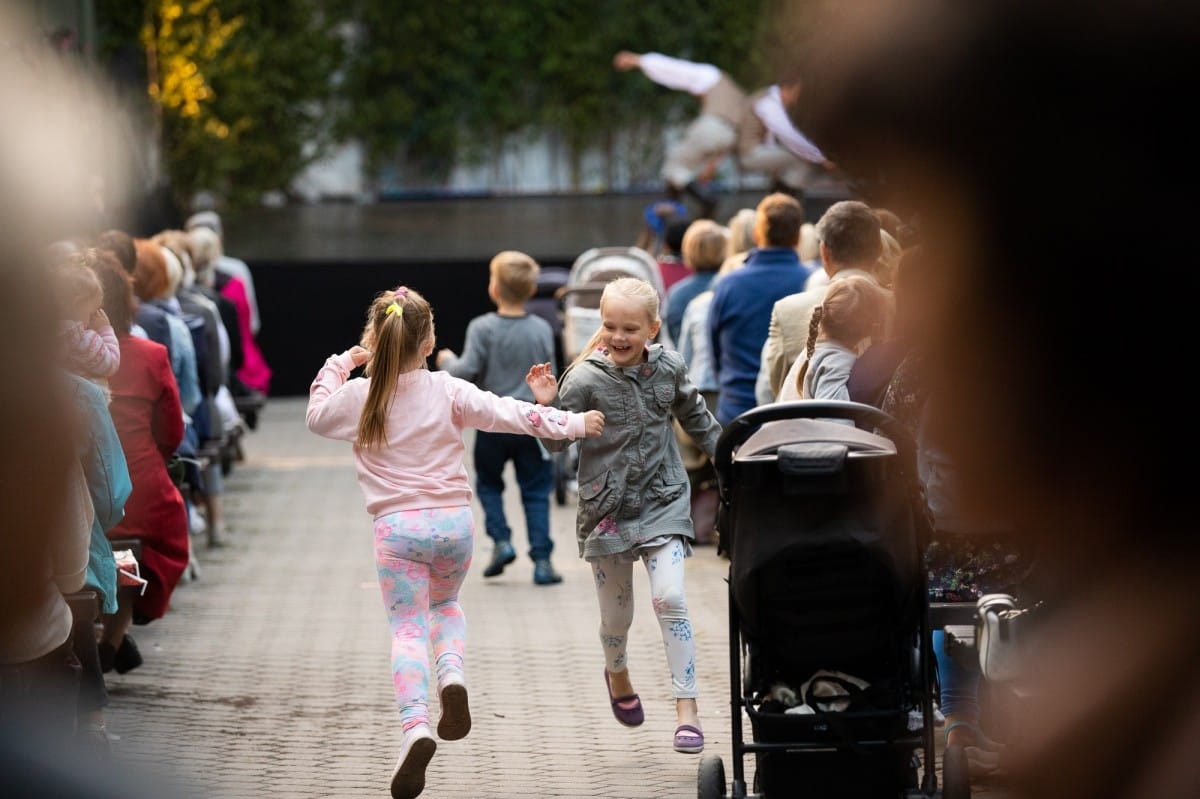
[600,294,660,368]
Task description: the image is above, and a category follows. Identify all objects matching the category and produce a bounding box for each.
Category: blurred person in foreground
[0,6,190,794]
[795,1,1200,797]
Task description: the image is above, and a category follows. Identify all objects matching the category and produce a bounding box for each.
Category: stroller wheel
[697,753,726,799]
[941,745,972,799]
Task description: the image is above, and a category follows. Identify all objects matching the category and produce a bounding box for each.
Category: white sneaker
[390,724,435,799]
[437,674,471,741]
[189,508,208,537]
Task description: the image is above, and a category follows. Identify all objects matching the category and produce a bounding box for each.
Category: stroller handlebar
[713,400,919,501]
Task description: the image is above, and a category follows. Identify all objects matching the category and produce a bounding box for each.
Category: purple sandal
[604,669,644,727]
[673,724,705,754]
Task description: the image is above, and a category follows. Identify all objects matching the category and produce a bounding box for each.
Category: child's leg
[512,438,554,562]
[472,432,512,546]
[591,554,636,675]
[425,507,475,687]
[642,538,698,701]
[375,512,435,732]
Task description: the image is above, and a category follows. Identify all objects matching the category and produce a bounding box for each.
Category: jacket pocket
[577,470,620,532]
[649,467,687,504]
[653,383,676,409]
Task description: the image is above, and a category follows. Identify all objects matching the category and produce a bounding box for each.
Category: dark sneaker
[533,559,563,585]
[482,541,516,578]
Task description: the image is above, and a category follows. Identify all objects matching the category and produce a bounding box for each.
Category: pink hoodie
[306,352,586,518]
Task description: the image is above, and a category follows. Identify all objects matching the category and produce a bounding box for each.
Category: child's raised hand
[582,410,606,438]
[88,308,109,331]
[436,349,455,369]
[525,362,558,405]
[345,346,371,368]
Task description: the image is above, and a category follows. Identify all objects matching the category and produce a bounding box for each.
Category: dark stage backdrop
[252,255,578,397]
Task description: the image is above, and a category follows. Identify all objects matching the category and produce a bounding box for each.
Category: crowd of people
[4,2,1195,798]
[629,189,1013,782]
[0,213,271,762]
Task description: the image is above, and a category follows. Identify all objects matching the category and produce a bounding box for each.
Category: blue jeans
[473,431,554,561]
[931,629,980,719]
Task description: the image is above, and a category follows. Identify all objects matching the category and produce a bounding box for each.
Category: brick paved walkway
[103,398,1007,799]
[104,398,751,798]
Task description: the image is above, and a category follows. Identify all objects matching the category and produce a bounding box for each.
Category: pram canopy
[559,246,665,362]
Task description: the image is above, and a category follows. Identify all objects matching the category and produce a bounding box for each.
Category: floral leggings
[591,537,698,699]
[374,506,474,732]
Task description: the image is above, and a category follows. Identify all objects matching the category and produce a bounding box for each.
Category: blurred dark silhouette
[792,1,1200,797]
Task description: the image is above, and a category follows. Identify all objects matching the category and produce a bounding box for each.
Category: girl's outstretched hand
[582,410,606,438]
[526,362,558,405]
[345,346,371,368]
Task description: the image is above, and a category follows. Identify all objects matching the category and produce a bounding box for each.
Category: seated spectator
[786,274,892,404]
[707,192,812,425]
[92,254,188,671]
[656,217,693,296]
[184,210,261,337]
[132,238,201,420]
[848,244,925,408]
[799,222,821,275]
[52,253,120,401]
[184,210,271,406]
[664,219,730,346]
[66,366,131,756]
[0,294,90,756]
[718,207,757,274]
[757,200,882,402]
[187,226,245,440]
[634,198,689,258]
[96,229,171,350]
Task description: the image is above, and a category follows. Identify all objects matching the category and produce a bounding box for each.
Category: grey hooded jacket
[548,345,722,560]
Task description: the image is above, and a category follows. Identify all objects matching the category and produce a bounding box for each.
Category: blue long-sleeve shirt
[707,247,811,424]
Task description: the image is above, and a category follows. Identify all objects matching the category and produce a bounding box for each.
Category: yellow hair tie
[386,302,403,317]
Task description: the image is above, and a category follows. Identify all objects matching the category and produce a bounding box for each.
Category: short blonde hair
[799,223,820,262]
[726,208,757,256]
[875,230,903,289]
[681,220,730,273]
[489,250,539,305]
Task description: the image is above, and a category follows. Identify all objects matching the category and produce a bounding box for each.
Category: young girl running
[306,286,604,799]
[529,276,721,755]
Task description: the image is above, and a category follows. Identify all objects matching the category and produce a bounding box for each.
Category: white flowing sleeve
[754,86,827,163]
[639,52,722,95]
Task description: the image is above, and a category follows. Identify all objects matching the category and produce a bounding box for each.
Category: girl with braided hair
[794,274,892,405]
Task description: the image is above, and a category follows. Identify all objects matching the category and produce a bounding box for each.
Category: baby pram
[699,400,957,799]
[557,245,666,363]
[552,246,667,504]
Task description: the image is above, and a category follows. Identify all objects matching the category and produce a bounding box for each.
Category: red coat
[106,334,188,622]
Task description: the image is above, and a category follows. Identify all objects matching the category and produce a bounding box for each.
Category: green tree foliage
[95,0,810,201]
[96,0,343,209]
[339,0,772,186]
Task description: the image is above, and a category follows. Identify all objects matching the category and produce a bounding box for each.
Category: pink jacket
[306,353,587,518]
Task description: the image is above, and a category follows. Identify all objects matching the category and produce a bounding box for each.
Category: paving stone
[105,397,1011,798]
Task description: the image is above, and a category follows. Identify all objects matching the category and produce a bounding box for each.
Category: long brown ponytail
[357,286,434,449]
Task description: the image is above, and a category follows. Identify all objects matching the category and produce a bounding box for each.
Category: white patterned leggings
[591,537,698,699]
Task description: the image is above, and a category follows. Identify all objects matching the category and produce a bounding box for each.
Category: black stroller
[699,401,960,799]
